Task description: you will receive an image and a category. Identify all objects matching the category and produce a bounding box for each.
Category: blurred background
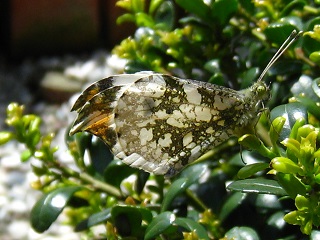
[0,0,135,122]
[0,1,133,238]
[0,0,134,59]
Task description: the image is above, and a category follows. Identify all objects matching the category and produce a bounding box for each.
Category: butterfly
[70,30,302,177]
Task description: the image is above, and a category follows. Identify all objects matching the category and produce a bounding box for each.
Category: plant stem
[185,189,207,211]
[79,172,123,198]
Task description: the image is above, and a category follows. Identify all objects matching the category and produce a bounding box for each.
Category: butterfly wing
[70,73,246,176]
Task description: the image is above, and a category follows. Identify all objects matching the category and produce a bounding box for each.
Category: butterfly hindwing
[70,72,269,176]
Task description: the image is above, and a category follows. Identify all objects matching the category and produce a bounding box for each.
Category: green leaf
[281,138,300,162]
[289,117,306,140]
[88,137,113,175]
[116,0,132,11]
[68,132,92,160]
[265,17,302,46]
[116,13,136,25]
[225,226,259,240]
[75,208,111,231]
[269,59,303,77]
[161,177,190,212]
[303,17,320,55]
[290,75,318,101]
[149,0,164,15]
[270,157,302,174]
[136,171,151,194]
[174,217,210,240]
[312,78,320,98]
[104,159,137,188]
[255,194,281,210]
[31,164,48,176]
[309,51,320,65]
[238,0,255,15]
[276,172,307,199]
[29,130,41,147]
[283,210,299,225]
[210,0,238,25]
[227,179,287,196]
[280,0,306,18]
[31,186,83,232]
[136,12,155,27]
[270,103,308,141]
[295,194,309,210]
[179,163,208,183]
[21,149,33,162]
[145,212,176,240]
[132,0,145,13]
[266,211,286,233]
[220,192,247,221]
[295,96,320,120]
[238,134,275,158]
[124,59,151,73]
[269,117,286,148]
[154,1,175,31]
[111,205,153,238]
[240,67,259,89]
[237,163,269,179]
[0,131,14,145]
[175,0,211,22]
[161,164,207,211]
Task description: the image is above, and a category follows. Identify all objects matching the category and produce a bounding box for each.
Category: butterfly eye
[257,85,266,93]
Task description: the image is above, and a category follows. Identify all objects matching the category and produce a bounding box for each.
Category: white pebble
[7,220,30,239]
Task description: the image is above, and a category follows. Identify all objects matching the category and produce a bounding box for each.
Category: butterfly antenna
[257,30,303,82]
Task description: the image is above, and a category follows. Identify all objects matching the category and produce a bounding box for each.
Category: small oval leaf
[154,1,174,30]
[179,163,207,184]
[225,226,259,240]
[227,179,287,196]
[220,192,247,221]
[174,217,209,240]
[111,205,153,237]
[31,186,83,232]
[161,178,190,212]
[276,172,307,198]
[237,163,269,179]
[145,212,176,240]
[75,208,111,232]
[270,103,308,141]
[104,159,138,187]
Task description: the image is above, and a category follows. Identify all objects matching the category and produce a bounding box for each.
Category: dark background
[0,0,135,61]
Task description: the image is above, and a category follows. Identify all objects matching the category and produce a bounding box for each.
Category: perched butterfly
[70,30,302,177]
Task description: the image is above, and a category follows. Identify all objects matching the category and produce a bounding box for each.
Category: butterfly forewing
[71,73,152,113]
[70,73,268,176]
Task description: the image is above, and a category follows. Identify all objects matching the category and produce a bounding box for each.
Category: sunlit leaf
[237,163,269,179]
[227,179,287,196]
[145,212,176,240]
[31,186,83,232]
[174,217,209,240]
[75,208,111,231]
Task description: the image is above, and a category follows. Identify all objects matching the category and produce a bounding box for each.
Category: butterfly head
[252,80,271,103]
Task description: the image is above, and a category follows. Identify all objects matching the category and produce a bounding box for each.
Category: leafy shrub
[2,0,320,239]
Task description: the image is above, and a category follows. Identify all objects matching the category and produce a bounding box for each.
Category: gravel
[0,51,125,239]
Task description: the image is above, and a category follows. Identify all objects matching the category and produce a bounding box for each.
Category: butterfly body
[70,72,269,176]
[70,30,301,177]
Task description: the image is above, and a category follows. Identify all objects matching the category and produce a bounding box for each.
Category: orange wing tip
[69,111,113,135]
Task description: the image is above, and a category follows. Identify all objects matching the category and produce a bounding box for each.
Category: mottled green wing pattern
[70,31,303,177]
[70,72,269,177]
